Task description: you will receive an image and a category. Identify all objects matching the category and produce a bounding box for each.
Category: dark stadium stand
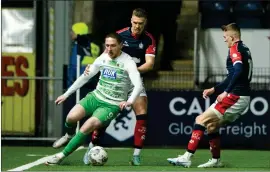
[199,1,269,29]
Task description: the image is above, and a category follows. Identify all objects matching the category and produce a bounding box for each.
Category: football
[88,146,108,166]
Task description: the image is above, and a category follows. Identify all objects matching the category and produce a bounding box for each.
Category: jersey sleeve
[92,54,103,67]
[63,55,103,97]
[230,44,243,65]
[125,59,143,104]
[116,27,129,34]
[145,32,156,56]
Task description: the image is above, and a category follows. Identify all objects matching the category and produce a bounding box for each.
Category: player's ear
[119,42,123,49]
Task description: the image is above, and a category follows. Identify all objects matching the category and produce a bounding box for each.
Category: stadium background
[1,0,270,171]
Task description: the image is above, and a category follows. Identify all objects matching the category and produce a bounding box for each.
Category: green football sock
[63,131,87,156]
[65,122,76,136]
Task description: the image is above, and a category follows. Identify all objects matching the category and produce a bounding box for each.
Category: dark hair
[105,33,122,44]
[132,8,147,18]
[221,23,241,37]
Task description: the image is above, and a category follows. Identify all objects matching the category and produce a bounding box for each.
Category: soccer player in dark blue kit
[84,8,156,165]
[167,23,253,168]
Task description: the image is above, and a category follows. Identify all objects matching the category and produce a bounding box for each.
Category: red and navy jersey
[116,27,156,67]
[215,41,253,96]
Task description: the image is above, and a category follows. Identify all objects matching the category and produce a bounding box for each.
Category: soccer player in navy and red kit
[167,23,253,168]
[86,8,156,165]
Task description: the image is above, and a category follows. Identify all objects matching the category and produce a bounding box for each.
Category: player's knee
[135,108,147,115]
[133,98,148,114]
[90,118,102,129]
[207,122,219,133]
[195,114,205,125]
[66,113,78,123]
[80,117,102,134]
[66,105,85,123]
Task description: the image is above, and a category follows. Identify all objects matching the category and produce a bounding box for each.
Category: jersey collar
[129,27,143,39]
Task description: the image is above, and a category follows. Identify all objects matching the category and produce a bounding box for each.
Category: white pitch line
[26,154,49,157]
[7,146,84,171]
[104,147,131,150]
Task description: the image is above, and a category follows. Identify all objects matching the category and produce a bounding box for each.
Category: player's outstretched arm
[126,60,143,104]
[62,63,100,98]
[224,62,243,93]
[137,34,156,74]
[217,46,244,94]
[214,75,231,93]
[202,87,215,99]
[215,62,243,102]
[137,55,155,74]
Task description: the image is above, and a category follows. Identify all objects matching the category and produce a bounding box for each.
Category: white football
[88,146,108,166]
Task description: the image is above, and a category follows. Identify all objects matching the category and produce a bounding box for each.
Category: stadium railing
[143,67,270,91]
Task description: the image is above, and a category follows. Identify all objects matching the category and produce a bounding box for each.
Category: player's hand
[55,95,67,105]
[84,65,90,76]
[217,91,228,102]
[119,101,132,111]
[202,87,215,99]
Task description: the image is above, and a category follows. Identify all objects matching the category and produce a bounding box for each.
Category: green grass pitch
[2,146,270,171]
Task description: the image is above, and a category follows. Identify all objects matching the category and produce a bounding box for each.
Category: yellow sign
[1,53,36,135]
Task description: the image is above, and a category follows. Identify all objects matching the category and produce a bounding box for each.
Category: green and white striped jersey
[63,52,142,106]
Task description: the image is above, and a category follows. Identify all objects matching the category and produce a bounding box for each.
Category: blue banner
[62,90,270,149]
[102,91,270,149]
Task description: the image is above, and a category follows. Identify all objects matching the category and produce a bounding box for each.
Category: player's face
[105,37,122,58]
[131,16,147,35]
[223,31,233,48]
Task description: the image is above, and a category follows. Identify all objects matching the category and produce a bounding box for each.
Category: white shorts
[210,93,250,123]
[128,77,147,97]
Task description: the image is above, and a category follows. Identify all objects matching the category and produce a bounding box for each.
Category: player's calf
[53,104,86,148]
[167,110,220,167]
[132,96,147,157]
[53,122,76,148]
[49,118,102,165]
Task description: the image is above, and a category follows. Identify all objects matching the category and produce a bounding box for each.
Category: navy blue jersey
[116,27,156,67]
[215,41,253,96]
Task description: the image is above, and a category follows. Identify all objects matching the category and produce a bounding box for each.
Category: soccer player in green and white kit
[46,33,143,165]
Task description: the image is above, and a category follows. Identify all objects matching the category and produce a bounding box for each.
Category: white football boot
[53,133,73,148]
[167,154,192,168]
[83,142,95,165]
[45,153,65,165]
[197,158,224,168]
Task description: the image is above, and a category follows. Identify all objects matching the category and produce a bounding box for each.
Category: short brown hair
[132,8,147,18]
[221,23,241,37]
[105,33,122,44]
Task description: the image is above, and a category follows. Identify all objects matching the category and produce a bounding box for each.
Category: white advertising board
[198,29,270,83]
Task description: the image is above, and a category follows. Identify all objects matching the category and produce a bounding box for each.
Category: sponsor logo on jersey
[139,42,144,49]
[232,53,238,58]
[123,41,129,47]
[102,68,117,79]
[132,57,141,63]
